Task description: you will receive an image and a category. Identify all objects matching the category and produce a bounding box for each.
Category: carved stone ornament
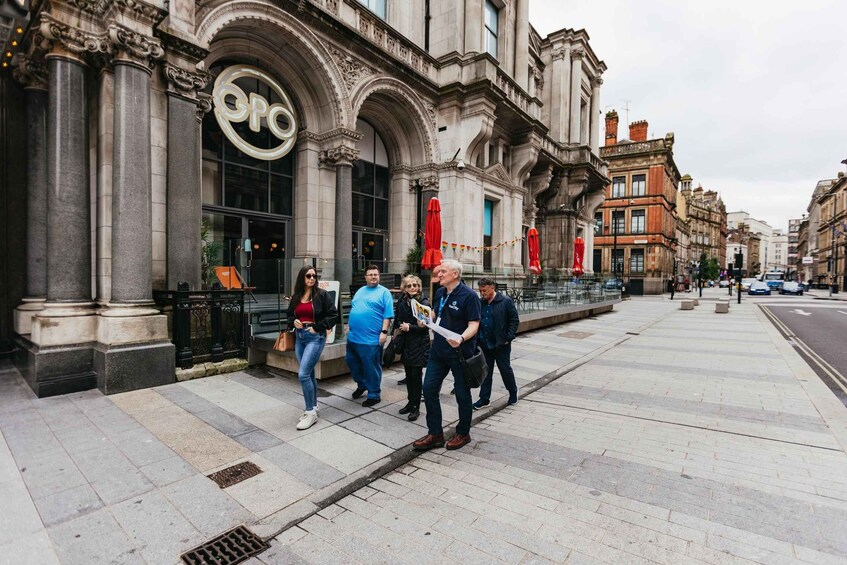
[533,67,544,96]
[409,175,439,192]
[325,0,339,15]
[571,48,585,61]
[328,46,374,91]
[40,14,110,58]
[591,75,603,88]
[108,24,164,69]
[113,0,167,26]
[163,63,211,97]
[551,47,567,60]
[71,0,111,16]
[13,54,48,90]
[195,93,212,123]
[319,145,360,167]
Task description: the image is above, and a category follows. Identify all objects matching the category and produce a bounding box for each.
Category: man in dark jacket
[473,278,519,409]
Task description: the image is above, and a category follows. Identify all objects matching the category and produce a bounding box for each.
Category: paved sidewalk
[0,299,653,564]
[258,289,847,564]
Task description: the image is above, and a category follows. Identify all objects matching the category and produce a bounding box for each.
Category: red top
[294,301,314,323]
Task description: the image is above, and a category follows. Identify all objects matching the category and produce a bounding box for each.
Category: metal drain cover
[181,524,269,565]
[207,461,262,489]
[557,331,593,339]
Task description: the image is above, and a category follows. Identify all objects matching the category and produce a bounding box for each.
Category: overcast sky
[529,0,847,232]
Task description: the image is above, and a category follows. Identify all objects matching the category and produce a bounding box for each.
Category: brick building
[595,113,680,295]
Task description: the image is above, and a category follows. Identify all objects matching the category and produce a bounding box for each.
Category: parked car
[779,281,804,296]
[718,279,730,288]
[740,278,757,291]
[748,281,771,295]
[604,278,623,290]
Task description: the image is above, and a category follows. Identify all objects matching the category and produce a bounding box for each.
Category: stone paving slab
[5,290,847,563]
[255,291,847,565]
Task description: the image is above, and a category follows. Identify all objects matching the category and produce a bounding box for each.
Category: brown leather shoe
[412,434,445,451]
[445,434,471,450]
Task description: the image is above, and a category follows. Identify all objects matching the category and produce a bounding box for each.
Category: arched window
[351,119,390,271]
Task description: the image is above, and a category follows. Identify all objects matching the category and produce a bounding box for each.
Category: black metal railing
[154,283,247,369]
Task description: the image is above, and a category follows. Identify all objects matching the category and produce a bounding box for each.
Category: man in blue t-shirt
[413,259,480,452]
[346,265,395,407]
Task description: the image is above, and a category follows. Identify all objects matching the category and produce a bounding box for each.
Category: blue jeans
[295,328,326,411]
[345,341,382,400]
[423,353,472,436]
[478,343,517,403]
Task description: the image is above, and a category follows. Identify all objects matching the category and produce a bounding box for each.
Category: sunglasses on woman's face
[406,283,419,288]
[305,274,317,279]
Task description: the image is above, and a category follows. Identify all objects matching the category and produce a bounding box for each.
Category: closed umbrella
[572,237,585,278]
[527,228,541,275]
[421,197,442,270]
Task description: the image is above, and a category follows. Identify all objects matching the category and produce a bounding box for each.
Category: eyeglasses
[366,273,380,277]
[304,274,317,279]
[406,283,419,288]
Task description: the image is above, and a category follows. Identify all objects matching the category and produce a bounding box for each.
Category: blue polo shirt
[432,283,481,358]
[347,285,394,345]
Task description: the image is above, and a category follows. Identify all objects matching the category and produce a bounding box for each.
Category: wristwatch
[381,330,388,334]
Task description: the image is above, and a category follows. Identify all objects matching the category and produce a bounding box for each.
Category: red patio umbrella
[572,237,585,278]
[527,227,541,274]
[421,197,443,270]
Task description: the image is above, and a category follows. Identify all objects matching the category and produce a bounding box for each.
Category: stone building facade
[801,177,838,287]
[680,177,727,274]
[1,0,608,396]
[595,113,680,295]
[817,173,847,292]
[726,223,760,277]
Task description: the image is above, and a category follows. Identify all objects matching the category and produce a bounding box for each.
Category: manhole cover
[180,525,269,565]
[207,461,262,489]
[557,331,593,339]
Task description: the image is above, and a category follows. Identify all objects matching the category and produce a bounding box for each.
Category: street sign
[802,256,814,264]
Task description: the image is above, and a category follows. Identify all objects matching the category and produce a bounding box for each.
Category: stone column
[514,0,529,90]
[92,25,174,394]
[321,145,359,293]
[549,47,569,142]
[464,0,482,54]
[109,27,162,306]
[162,62,209,290]
[589,76,602,154]
[569,49,584,145]
[13,55,49,334]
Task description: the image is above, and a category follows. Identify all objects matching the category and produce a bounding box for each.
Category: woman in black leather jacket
[286,266,339,430]
[393,274,431,421]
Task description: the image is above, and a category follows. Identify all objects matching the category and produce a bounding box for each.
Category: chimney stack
[604,110,618,146]
[629,120,648,142]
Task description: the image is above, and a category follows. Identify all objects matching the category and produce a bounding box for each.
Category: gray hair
[441,259,462,277]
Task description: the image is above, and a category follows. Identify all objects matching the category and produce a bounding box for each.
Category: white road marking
[791,309,811,316]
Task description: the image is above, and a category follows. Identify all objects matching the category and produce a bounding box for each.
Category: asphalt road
[757,293,847,406]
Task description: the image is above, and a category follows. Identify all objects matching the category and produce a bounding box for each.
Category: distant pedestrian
[669,276,675,300]
[346,265,394,407]
[473,278,519,409]
[393,274,430,421]
[414,259,480,452]
[287,266,338,430]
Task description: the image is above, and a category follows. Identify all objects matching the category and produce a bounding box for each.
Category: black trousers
[403,365,423,409]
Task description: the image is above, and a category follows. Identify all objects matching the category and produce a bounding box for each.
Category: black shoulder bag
[460,346,488,388]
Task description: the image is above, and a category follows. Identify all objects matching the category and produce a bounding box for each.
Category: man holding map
[412,260,480,452]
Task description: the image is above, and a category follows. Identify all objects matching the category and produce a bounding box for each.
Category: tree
[201,219,223,289]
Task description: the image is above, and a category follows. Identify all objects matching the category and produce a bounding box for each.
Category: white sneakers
[296,410,318,430]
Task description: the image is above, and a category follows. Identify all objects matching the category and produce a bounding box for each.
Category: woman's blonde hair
[402,274,423,296]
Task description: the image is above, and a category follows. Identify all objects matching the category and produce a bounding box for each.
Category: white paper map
[411,299,462,341]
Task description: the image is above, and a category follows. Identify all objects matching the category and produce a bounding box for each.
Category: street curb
[253,306,674,543]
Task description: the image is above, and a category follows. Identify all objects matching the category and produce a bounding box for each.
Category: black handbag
[382,336,398,367]
[460,347,488,388]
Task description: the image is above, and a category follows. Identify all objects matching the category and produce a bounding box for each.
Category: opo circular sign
[212,65,298,161]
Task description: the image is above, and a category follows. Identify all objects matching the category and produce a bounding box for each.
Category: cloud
[529,0,847,231]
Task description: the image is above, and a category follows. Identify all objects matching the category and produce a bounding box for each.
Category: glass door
[353,231,385,274]
[248,218,289,295]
